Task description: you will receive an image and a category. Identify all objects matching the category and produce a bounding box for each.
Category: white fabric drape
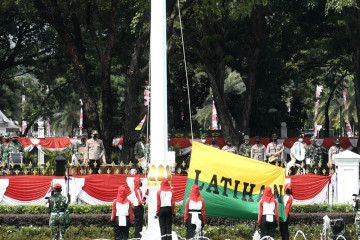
[77,190,112,205]
[69,177,85,204]
[293,182,329,204]
[0,179,9,202]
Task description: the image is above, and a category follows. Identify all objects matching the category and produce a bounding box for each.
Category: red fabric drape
[287,174,332,200]
[80,174,188,202]
[1,176,64,201]
[39,138,71,149]
[171,174,187,202]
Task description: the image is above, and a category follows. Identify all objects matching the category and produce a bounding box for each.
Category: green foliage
[0,203,351,215]
[0,223,355,240]
[43,148,72,166]
[291,203,352,213]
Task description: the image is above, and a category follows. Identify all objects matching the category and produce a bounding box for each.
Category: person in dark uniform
[156,178,175,240]
[130,177,146,238]
[280,183,293,240]
[184,184,206,239]
[111,186,134,240]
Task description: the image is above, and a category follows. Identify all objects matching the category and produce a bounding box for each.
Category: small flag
[135,115,146,130]
[212,100,218,130]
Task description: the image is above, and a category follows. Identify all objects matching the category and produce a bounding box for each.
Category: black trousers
[114,216,130,240]
[279,215,290,240]
[159,207,172,240]
[260,216,277,238]
[89,159,100,174]
[133,205,144,238]
[185,212,203,239]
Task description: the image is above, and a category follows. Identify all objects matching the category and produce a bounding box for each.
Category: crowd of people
[216,133,343,175]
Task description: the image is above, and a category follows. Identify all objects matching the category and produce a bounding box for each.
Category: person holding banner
[280,183,293,240]
[111,186,134,240]
[156,178,175,240]
[184,185,206,239]
[257,187,279,239]
[129,177,146,238]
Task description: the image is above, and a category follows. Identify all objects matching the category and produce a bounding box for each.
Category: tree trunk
[120,27,150,164]
[353,41,360,153]
[240,5,264,134]
[323,78,343,137]
[199,18,240,146]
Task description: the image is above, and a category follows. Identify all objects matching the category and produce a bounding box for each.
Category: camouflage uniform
[305,143,323,174]
[353,195,360,240]
[0,137,4,162]
[134,139,150,172]
[47,185,69,240]
[71,141,86,164]
[3,142,24,164]
[239,142,252,157]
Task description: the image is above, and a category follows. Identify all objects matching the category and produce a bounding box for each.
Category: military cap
[334,138,340,144]
[54,183,62,189]
[271,133,277,139]
[244,135,249,140]
[91,130,99,135]
[255,136,260,141]
[310,136,317,141]
[11,133,19,138]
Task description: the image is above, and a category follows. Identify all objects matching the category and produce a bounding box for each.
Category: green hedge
[0,203,353,214]
[0,223,355,240]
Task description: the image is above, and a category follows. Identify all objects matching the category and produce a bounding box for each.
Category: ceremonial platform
[0,174,332,206]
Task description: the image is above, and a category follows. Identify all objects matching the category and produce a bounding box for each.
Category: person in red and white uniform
[184,184,206,239]
[111,186,134,240]
[129,177,146,238]
[280,183,293,240]
[156,178,175,240]
[257,187,279,239]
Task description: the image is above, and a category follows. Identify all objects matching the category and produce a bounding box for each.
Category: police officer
[85,130,105,174]
[266,133,285,166]
[222,137,238,154]
[305,136,323,174]
[210,137,220,149]
[3,134,24,165]
[251,136,266,161]
[47,183,69,240]
[238,135,252,157]
[328,138,343,172]
[71,134,87,165]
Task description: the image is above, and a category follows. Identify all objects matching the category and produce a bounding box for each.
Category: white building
[0,110,20,136]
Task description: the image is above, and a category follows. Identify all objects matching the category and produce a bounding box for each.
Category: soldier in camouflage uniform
[0,134,4,162]
[46,183,69,240]
[222,137,238,154]
[71,134,86,165]
[134,134,149,172]
[251,136,266,161]
[238,135,252,157]
[353,194,360,240]
[1,136,10,164]
[3,134,24,165]
[305,136,323,174]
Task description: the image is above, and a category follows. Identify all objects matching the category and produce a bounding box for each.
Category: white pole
[145,0,168,239]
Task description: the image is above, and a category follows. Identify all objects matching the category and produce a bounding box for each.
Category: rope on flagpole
[177,0,194,141]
